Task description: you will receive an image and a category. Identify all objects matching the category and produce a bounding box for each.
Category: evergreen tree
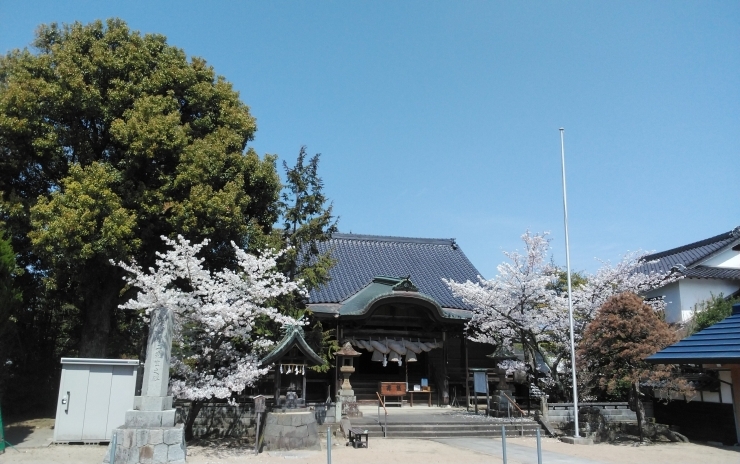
[0,19,280,359]
[275,146,338,369]
[0,228,21,400]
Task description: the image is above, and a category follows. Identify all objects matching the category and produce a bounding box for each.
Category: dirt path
[1,437,738,464]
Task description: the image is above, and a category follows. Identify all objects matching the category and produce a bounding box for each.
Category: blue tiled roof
[647,304,740,364]
[308,233,482,310]
[638,227,740,275]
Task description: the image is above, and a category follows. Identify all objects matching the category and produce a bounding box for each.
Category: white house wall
[700,247,740,268]
[647,279,739,323]
[646,281,682,323]
[678,278,740,322]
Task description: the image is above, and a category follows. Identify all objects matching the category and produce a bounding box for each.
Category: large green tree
[0,19,281,357]
[0,227,22,400]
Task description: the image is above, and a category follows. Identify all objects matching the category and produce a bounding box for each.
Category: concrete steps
[350,419,543,438]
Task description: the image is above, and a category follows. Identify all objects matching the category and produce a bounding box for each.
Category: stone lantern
[335,342,362,417]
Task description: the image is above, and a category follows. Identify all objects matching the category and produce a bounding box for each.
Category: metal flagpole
[559,127,580,438]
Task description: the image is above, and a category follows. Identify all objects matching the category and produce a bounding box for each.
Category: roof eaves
[331,233,456,246]
[642,227,739,263]
[689,237,740,268]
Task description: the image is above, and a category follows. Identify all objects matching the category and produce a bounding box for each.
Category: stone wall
[175,403,255,439]
[174,402,337,440]
[545,402,641,425]
[262,411,320,451]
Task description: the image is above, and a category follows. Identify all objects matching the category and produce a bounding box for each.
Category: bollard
[536,427,542,464]
[327,426,332,464]
[109,431,117,463]
[502,425,507,464]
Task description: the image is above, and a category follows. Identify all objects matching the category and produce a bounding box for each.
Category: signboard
[254,395,266,413]
[379,382,406,396]
[473,371,488,394]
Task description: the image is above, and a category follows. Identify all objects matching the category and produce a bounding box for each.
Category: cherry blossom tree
[445,232,566,393]
[116,235,303,438]
[445,231,678,401]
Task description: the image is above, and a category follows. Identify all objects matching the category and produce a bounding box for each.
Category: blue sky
[2,1,738,278]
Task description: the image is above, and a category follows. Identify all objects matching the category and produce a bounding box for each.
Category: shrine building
[302,233,500,405]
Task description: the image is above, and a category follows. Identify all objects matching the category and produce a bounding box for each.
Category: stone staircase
[350,415,543,439]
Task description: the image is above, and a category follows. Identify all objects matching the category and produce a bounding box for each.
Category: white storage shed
[53,358,139,443]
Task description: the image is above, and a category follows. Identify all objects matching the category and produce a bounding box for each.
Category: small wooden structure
[260,325,325,408]
[647,303,740,444]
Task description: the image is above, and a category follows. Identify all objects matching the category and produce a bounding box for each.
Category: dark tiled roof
[638,227,740,275]
[647,304,740,364]
[682,266,740,281]
[261,325,324,366]
[308,233,482,310]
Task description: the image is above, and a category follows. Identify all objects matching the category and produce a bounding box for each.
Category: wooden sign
[379,381,406,396]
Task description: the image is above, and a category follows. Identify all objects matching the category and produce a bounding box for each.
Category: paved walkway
[434,437,605,464]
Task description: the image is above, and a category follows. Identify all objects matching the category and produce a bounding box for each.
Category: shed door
[53,365,91,441]
[81,364,114,440]
[105,365,138,437]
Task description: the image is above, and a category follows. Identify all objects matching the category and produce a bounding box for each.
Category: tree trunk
[629,381,646,442]
[184,400,204,442]
[78,267,122,358]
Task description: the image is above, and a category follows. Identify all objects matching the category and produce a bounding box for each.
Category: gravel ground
[2,416,738,463]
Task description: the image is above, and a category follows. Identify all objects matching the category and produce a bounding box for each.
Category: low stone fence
[174,402,338,440]
[544,402,649,424]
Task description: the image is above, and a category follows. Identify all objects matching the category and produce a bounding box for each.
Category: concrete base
[560,436,594,445]
[102,425,186,464]
[262,411,321,451]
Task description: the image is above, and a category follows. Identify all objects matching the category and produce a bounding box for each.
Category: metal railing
[502,392,526,417]
[376,392,388,437]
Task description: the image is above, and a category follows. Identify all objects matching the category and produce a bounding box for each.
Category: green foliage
[689,293,739,335]
[0,228,22,398]
[546,268,588,296]
[304,321,340,373]
[0,19,281,358]
[277,146,338,289]
[270,147,338,365]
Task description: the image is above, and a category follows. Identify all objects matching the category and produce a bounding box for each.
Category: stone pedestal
[339,393,362,418]
[103,426,186,464]
[262,411,320,451]
[489,389,517,417]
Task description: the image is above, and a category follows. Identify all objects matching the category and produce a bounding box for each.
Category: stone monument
[103,306,186,464]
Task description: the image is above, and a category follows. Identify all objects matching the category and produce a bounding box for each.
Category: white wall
[646,278,739,323]
[679,278,740,322]
[701,247,740,268]
[646,281,682,323]
[695,370,733,404]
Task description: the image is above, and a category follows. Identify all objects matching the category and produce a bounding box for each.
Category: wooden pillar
[441,331,448,405]
[730,365,740,445]
[274,367,281,407]
[302,369,307,403]
[464,334,470,411]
